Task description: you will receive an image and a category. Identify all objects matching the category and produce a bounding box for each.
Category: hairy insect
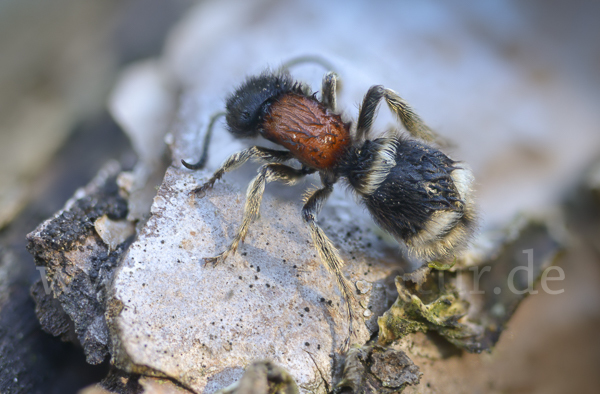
[182,59,477,339]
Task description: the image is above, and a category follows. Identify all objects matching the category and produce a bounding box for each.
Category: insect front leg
[187,146,294,197]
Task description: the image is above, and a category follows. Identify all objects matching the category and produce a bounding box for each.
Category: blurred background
[0,1,192,392]
[0,0,599,393]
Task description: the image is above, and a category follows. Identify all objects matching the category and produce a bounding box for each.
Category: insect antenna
[181,111,226,170]
[279,55,334,74]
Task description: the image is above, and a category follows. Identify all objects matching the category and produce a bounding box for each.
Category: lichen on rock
[377,216,564,353]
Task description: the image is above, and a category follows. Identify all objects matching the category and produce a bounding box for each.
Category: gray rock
[335,346,422,393]
[106,0,600,391]
[23,0,600,392]
[108,165,392,392]
[27,162,130,364]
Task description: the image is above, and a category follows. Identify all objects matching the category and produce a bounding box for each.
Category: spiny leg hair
[356,85,444,144]
[205,163,309,266]
[302,184,358,342]
[320,71,339,112]
[191,146,294,197]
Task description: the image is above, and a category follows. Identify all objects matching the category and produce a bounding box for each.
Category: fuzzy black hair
[225,71,305,138]
[343,137,461,239]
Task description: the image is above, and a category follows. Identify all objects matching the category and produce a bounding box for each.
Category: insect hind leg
[356,85,451,146]
[302,184,358,348]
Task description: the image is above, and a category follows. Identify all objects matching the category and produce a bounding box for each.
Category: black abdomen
[344,137,471,259]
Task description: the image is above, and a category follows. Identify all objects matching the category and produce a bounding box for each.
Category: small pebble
[355,280,372,294]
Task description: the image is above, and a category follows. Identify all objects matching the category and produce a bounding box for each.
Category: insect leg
[302,184,357,345]
[320,71,339,112]
[188,146,294,197]
[205,163,310,266]
[356,85,447,145]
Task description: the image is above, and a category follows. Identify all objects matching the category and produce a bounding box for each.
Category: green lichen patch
[377,290,428,344]
[377,273,477,350]
[427,258,456,271]
[378,217,564,353]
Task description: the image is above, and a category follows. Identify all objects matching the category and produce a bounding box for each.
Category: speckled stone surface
[103,0,600,392]
[109,165,402,392]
